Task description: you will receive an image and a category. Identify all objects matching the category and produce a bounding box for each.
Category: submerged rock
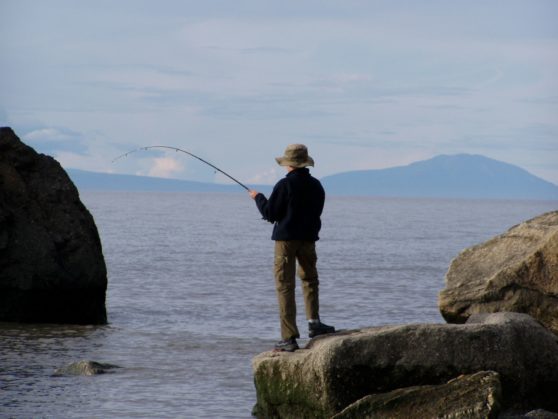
[53,360,120,376]
[524,410,558,418]
[332,371,502,419]
[0,127,107,324]
[438,211,558,334]
[252,313,558,418]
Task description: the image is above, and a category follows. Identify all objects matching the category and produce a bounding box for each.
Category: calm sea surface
[1,191,556,418]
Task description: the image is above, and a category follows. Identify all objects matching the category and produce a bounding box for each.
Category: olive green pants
[274,240,320,340]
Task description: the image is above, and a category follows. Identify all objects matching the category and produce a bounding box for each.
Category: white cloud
[20,126,89,154]
[53,150,113,173]
[147,157,185,178]
[25,127,74,141]
[246,167,281,185]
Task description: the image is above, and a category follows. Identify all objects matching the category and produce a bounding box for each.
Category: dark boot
[309,321,335,338]
[274,338,299,352]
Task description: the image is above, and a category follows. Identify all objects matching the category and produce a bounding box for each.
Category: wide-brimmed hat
[275,144,315,168]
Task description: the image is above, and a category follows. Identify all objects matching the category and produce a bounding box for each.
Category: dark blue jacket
[255,168,325,241]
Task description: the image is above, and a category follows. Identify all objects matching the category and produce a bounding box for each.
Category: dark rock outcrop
[53,360,120,376]
[332,371,502,419]
[438,211,558,334]
[252,313,558,418]
[0,127,107,324]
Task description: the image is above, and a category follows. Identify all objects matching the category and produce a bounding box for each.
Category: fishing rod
[112,145,250,191]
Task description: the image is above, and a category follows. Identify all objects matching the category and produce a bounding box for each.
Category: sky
[1,0,557,185]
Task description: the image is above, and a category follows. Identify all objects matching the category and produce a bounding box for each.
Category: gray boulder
[252,313,558,418]
[53,360,120,376]
[438,211,558,334]
[0,127,107,324]
[332,371,502,419]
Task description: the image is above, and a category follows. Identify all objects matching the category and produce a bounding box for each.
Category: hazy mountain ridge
[67,154,558,200]
[66,169,273,195]
[321,154,558,199]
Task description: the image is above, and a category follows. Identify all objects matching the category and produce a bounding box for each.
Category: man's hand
[248,190,259,200]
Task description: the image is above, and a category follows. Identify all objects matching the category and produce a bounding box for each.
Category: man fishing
[249,144,335,352]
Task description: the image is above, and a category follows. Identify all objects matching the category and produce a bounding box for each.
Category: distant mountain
[321,154,558,200]
[67,155,558,200]
[66,169,273,194]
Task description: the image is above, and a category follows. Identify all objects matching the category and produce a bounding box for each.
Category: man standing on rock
[249,144,335,352]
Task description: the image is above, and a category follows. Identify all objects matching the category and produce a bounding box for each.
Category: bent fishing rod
[112,145,250,191]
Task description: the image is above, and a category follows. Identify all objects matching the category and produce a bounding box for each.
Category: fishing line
[112,145,250,191]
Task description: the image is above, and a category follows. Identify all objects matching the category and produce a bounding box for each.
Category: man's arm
[248,181,288,223]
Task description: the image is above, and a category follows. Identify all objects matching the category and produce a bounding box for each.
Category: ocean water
[1,191,556,418]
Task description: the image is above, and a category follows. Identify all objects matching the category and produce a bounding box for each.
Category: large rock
[332,371,502,419]
[438,211,558,334]
[0,127,107,324]
[252,313,558,418]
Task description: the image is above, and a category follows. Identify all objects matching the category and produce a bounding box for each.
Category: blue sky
[1,0,557,185]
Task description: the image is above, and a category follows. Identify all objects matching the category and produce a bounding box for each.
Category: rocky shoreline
[252,211,558,418]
